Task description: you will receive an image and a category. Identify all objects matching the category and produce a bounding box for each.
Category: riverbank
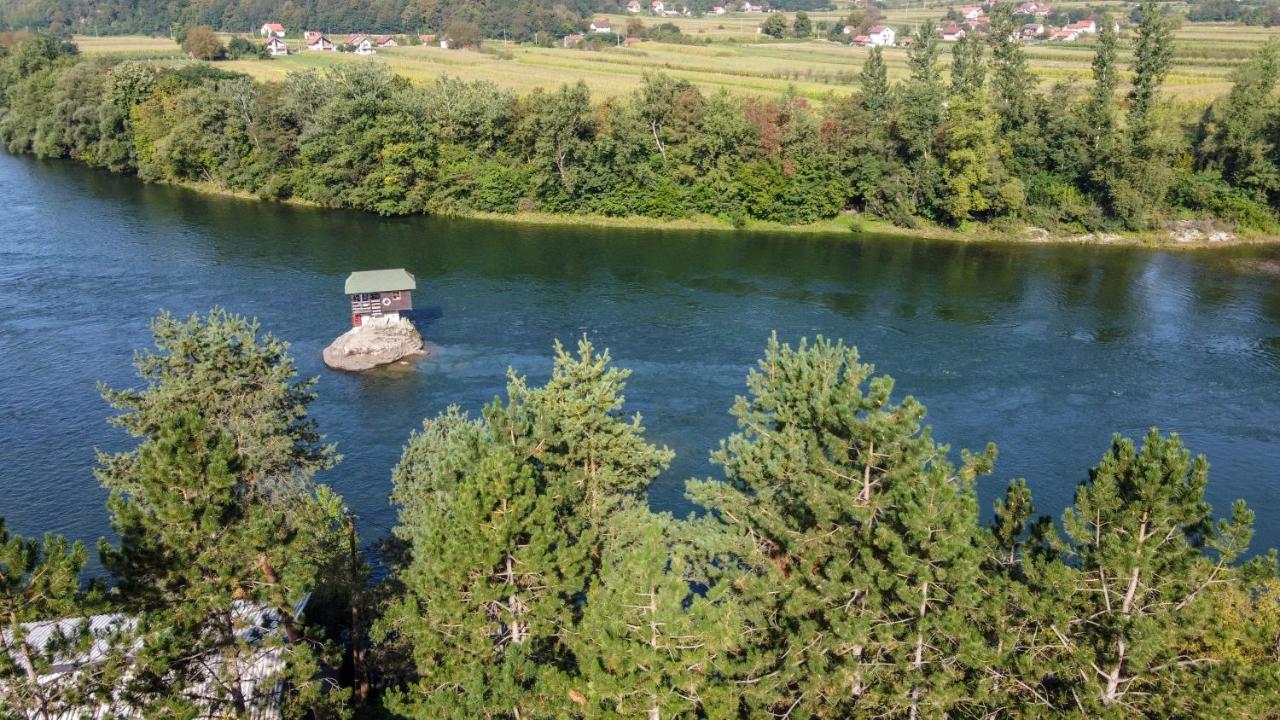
[176,177,1275,250]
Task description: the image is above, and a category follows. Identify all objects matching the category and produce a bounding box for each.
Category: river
[3,152,1280,561]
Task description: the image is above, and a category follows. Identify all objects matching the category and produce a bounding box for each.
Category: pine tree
[575,509,741,719]
[96,309,350,717]
[687,335,995,718]
[379,339,672,719]
[1044,431,1258,715]
[0,521,119,718]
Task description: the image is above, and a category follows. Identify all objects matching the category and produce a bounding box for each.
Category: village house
[418,33,437,44]
[375,35,399,47]
[264,36,289,56]
[710,5,727,14]
[842,23,855,34]
[866,24,896,46]
[651,0,665,14]
[741,1,764,12]
[958,6,983,20]
[438,36,452,48]
[1065,18,1096,34]
[589,18,612,33]
[304,32,335,51]
[941,22,966,41]
[627,0,643,11]
[345,34,376,55]
[1021,22,1045,38]
[850,34,870,46]
[346,269,415,326]
[1050,27,1078,41]
[260,22,285,38]
[563,32,585,47]
[1014,1,1052,17]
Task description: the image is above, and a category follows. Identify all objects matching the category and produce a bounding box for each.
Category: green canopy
[345,269,416,295]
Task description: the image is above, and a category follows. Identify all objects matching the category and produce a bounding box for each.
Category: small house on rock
[345,269,415,326]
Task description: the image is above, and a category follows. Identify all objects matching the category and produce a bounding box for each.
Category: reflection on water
[3,153,1280,564]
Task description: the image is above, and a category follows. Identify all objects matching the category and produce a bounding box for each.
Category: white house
[941,23,966,41]
[1050,27,1078,41]
[651,0,665,14]
[1021,22,1044,38]
[345,34,376,55]
[958,6,983,20]
[589,18,612,33]
[375,35,399,47]
[710,5,727,14]
[1014,1,1052,16]
[627,0,643,11]
[259,22,285,38]
[741,1,764,12]
[264,36,289,56]
[866,24,895,46]
[304,32,335,50]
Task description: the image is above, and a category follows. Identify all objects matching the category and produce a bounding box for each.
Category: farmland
[72,7,1280,104]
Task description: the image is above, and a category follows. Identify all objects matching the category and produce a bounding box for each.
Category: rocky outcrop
[323,315,426,371]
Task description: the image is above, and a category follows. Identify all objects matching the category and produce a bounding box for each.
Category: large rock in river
[323,315,426,371]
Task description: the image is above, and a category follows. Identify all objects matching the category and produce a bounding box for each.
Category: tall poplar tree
[379,339,672,719]
[687,336,995,719]
[987,2,1033,135]
[97,309,350,717]
[1197,40,1280,203]
[898,21,945,216]
[1126,2,1174,148]
[860,46,890,118]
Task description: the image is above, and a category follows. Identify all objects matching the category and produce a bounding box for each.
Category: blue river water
[2,152,1279,562]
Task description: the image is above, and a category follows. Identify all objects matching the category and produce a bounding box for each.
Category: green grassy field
[72,8,1280,104]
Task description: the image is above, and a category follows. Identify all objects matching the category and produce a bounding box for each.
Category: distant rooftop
[345,269,416,295]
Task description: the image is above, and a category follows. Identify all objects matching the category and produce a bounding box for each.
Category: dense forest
[1,308,1278,718]
[0,0,596,39]
[2,3,1279,235]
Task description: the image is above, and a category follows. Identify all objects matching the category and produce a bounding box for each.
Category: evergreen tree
[96,309,350,717]
[0,522,120,718]
[1043,431,1259,715]
[687,335,995,718]
[576,509,741,719]
[379,339,672,719]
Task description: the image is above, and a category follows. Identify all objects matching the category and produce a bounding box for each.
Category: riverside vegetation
[2,308,1279,718]
[3,3,1280,239]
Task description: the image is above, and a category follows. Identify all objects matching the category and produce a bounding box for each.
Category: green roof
[345,269,416,295]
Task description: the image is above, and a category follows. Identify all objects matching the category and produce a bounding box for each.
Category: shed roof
[345,269,416,295]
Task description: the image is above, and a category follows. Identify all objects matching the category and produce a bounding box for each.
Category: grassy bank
[169,175,1272,249]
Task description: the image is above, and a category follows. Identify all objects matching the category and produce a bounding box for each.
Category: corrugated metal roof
[345,268,416,295]
[4,595,311,719]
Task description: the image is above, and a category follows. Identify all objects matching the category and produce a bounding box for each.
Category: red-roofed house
[305,32,335,51]
[866,25,896,46]
[345,34,376,55]
[260,23,286,38]
[375,35,399,47]
[958,6,983,20]
[1066,19,1096,34]
[941,23,966,41]
[264,36,289,55]
[589,18,612,33]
